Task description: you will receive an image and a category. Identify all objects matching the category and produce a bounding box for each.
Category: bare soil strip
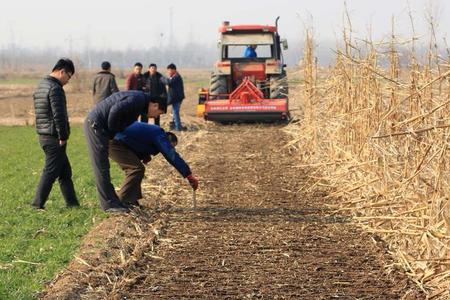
[41,125,422,299]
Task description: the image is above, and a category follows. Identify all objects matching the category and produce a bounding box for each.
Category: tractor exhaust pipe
[275,16,280,29]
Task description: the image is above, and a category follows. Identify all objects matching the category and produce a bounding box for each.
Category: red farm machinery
[197,18,290,123]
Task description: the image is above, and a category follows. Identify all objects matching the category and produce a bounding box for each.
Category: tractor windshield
[221,32,275,59]
[227,45,272,58]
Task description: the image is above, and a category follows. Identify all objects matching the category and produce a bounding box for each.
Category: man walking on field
[32,58,79,209]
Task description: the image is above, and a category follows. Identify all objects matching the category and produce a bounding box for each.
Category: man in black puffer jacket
[85,90,166,213]
[32,58,79,209]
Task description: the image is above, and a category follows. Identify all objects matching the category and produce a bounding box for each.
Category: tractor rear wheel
[210,75,227,98]
[270,72,288,99]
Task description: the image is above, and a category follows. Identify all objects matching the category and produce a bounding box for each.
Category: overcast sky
[0,0,448,52]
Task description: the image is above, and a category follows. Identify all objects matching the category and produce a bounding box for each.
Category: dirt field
[1,70,423,298]
[0,68,208,125]
[38,123,422,299]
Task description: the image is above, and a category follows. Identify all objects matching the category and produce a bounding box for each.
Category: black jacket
[92,71,119,103]
[33,76,70,140]
[87,91,156,138]
[164,73,185,105]
[143,71,167,98]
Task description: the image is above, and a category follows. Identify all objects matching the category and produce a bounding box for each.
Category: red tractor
[197,18,289,123]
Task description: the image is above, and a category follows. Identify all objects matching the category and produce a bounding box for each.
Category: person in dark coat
[164,63,186,131]
[92,61,119,104]
[143,63,167,126]
[84,91,166,213]
[32,58,79,209]
[109,122,198,206]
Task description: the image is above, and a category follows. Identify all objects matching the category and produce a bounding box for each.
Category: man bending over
[109,122,199,206]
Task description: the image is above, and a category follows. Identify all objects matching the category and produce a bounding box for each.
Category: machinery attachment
[202,78,289,123]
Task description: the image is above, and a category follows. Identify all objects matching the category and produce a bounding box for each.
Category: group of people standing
[31,58,198,213]
[93,61,186,131]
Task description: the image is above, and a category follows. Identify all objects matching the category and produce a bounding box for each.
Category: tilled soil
[41,125,422,299]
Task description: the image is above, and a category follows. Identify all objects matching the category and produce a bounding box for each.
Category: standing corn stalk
[301,26,317,146]
[289,5,450,298]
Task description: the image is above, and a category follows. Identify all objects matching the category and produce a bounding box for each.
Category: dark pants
[109,140,145,205]
[84,119,124,210]
[32,135,78,208]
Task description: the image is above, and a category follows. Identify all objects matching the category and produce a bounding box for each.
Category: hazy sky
[0,0,448,51]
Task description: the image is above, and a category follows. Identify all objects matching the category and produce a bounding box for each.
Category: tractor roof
[219,24,277,33]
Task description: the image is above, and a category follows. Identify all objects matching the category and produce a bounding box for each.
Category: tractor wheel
[270,72,289,99]
[210,75,227,98]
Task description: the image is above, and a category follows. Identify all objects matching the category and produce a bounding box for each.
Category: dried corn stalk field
[286,16,450,298]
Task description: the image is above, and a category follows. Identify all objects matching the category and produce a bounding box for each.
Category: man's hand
[186,174,199,190]
[59,140,67,146]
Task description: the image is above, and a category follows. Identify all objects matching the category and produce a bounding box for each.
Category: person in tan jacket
[92,61,119,104]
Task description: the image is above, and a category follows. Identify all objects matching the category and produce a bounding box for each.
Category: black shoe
[31,203,45,210]
[105,207,130,213]
[66,201,80,208]
[169,121,176,130]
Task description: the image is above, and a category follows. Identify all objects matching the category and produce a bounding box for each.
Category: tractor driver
[244,45,257,58]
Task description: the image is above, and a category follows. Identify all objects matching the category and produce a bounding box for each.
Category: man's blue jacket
[164,73,185,105]
[114,122,191,177]
[244,46,257,58]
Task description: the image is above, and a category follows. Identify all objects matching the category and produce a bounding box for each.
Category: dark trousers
[84,119,123,210]
[109,140,145,205]
[33,135,78,208]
